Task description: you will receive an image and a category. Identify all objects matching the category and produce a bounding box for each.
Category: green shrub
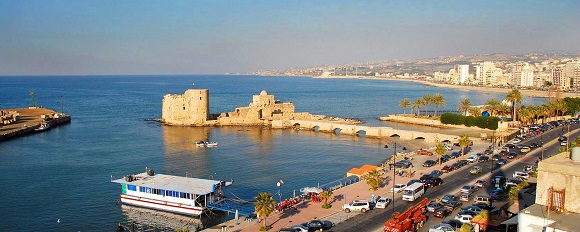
[440,113,500,130]
[322,204,332,209]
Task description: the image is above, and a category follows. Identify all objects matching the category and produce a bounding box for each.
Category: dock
[0,107,71,142]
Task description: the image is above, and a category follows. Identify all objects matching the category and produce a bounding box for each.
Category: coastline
[310,75,578,99]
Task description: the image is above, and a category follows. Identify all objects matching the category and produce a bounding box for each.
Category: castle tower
[162,89,209,125]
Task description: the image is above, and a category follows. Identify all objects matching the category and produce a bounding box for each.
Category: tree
[458,98,471,116]
[505,89,522,120]
[555,99,568,119]
[508,187,519,201]
[540,104,550,123]
[458,134,470,157]
[519,107,532,126]
[319,190,333,208]
[423,94,432,116]
[435,142,446,166]
[413,98,425,116]
[432,93,446,116]
[484,98,501,117]
[468,107,481,117]
[460,224,473,232]
[366,170,382,191]
[399,98,411,115]
[254,192,276,230]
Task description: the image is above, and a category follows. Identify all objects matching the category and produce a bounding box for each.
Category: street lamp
[277,180,284,203]
[491,130,495,173]
[541,132,544,160]
[385,143,404,213]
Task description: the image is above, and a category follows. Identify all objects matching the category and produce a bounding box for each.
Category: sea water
[0,75,543,231]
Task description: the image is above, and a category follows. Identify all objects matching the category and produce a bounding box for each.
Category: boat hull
[120,195,204,216]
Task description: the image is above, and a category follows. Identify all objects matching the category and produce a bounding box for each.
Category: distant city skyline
[0,0,579,75]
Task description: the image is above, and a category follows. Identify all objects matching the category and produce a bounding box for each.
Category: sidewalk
[201,141,493,232]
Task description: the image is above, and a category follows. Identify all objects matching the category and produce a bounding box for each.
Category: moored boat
[34,122,50,131]
[111,168,231,216]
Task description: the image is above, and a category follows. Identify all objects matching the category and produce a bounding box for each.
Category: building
[565,61,580,91]
[552,65,568,90]
[162,88,209,125]
[520,69,534,87]
[457,65,469,84]
[475,62,495,86]
[518,151,580,232]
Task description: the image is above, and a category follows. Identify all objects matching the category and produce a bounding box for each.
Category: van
[475,195,491,205]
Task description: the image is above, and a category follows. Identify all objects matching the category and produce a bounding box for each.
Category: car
[492,154,501,161]
[460,205,483,214]
[441,165,454,173]
[423,160,437,167]
[478,156,490,162]
[417,149,434,156]
[407,179,421,186]
[457,210,478,217]
[460,185,478,194]
[466,154,479,163]
[433,208,453,219]
[302,220,334,231]
[529,142,539,148]
[436,156,449,164]
[559,136,567,141]
[505,178,522,188]
[420,174,434,183]
[390,184,407,193]
[484,147,493,155]
[455,214,474,224]
[443,200,463,211]
[499,150,509,156]
[469,166,482,174]
[471,202,496,211]
[474,179,487,188]
[513,171,529,180]
[430,170,444,178]
[442,219,463,230]
[375,197,391,209]
[450,152,461,159]
[444,145,453,151]
[490,189,506,200]
[507,152,517,159]
[497,158,507,165]
[515,144,524,149]
[442,154,452,160]
[520,146,531,153]
[342,200,370,213]
[523,165,534,173]
[429,223,455,232]
[561,140,568,146]
[451,162,462,170]
[391,160,413,168]
[458,160,469,166]
[459,193,473,202]
[427,201,444,212]
[288,225,309,232]
[513,138,522,143]
[425,178,443,187]
[441,194,458,203]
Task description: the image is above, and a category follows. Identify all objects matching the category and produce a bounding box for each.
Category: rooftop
[112,172,232,195]
[521,204,580,231]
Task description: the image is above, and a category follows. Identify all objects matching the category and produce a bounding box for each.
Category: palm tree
[399,98,411,115]
[505,89,522,120]
[540,104,550,123]
[460,223,474,232]
[519,107,532,126]
[366,170,382,191]
[413,98,425,116]
[555,99,568,119]
[435,142,446,166]
[458,134,470,157]
[484,98,501,116]
[319,190,333,208]
[498,104,511,119]
[432,93,446,116]
[458,98,471,116]
[423,94,432,116]
[254,192,276,230]
[468,107,481,117]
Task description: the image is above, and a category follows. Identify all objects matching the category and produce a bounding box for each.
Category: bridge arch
[390,134,400,138]
[312,125,320,132]
[333,128,342,135]
[415,136,426,140]
[356,130,366,137]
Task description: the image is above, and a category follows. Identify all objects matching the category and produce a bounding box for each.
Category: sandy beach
[311,75,578,98]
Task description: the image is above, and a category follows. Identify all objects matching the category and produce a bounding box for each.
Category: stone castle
[162,88,320,127]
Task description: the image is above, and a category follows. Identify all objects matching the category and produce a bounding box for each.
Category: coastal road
[330,122,580,232]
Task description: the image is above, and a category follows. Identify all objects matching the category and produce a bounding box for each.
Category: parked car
[459,193,473,202]
[427,201,444,212]
[441,194,458,203]
[407,179,421,186]
[505,178,522,188]
[442,219,463,230]
[474,179,487,188]
[561,140,568,146]
[490,189,506,200]
[497,158,507,165]
[429,223,455,232]
[492,154,501,161]
[460,205,483,214]
[430,170,444,178]
[460,185,477,194]
[301,220,334,231]
[450,152,461,159]
[390,184,407,193]
[420,174,434,183]
[559,136,567,141]
[507,153,517,159]
[425,178,443,187]
[374,197,391,209]
[441,165,454,173]
[391,160,413,168]
[455,214,474,224]
[529,142,539,148]
[417,149,434,156]
[469,166,482,174]
[283,225,309,232]
[342,200,370,213]
[457,210,478,217]
[472,202,495,211]
[443,200,463,211]
[478,156,490,162]
[444,145,453,151]
[513,171,529,180]
[423,160,437,167]
[433,208,453,219]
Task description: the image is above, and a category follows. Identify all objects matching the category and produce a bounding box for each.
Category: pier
[0,107,71,142]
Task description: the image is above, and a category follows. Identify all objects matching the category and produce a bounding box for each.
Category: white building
[457,65,469,84]
[520,69,534,87]
[566,61,580,91]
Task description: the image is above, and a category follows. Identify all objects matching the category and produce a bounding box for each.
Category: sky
[0,0,579,75]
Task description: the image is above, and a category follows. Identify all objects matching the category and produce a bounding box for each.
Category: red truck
[384,198,429,232]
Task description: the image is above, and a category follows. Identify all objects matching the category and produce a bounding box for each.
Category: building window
[548,187,565,213]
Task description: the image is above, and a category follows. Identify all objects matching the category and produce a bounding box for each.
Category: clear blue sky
[0,0,578,75]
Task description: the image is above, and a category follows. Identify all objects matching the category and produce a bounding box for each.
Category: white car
[342,200,370,213]
[374,197,391,209]
[444,145,453,151]
[289,225,309,232]
[561,140,568,146]
[513,138,522,144]
[429,223,456,232]
[390,184,407,193]
[455,214,474,224]
[513,171,529,180]
[460,185,478,194]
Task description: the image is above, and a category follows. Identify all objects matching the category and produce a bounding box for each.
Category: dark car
[436,156,449,164]
[420,174,433,183]
[407,179,421,186]
[442,154,452,160]
[458,160,469,166]
[442,219,463,230]
[507,152,517,159]
[478,156,490,162]
[492,154,501,161]
[427,201,444,212]
[499,150,509,156]
[490,189,506,200]
[529,142,539,148]
[452,162,462,170]
[441,194,458,203]
[430,170,443,178]
[497,158,508,165]
[472,202,496,211]
[423,160,437,167]
[425,178,443,187]
[450,152,461,159]
[391,160,412,169]
[433,207,452,218]
[457,210,478,217]
[441,165,454,173]
[443,200,463,211]
[504,144,516,148]
[302,220,334,231]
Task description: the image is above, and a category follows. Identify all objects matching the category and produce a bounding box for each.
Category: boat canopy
[112,172,232,195]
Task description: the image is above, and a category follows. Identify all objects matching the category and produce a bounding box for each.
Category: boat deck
[112,172,232,195]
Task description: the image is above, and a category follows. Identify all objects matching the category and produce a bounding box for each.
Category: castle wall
[162,89,209,125]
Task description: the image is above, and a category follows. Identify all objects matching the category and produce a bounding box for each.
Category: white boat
[196,141,206,147]
[196,141,218,147]
[111,168,232,216]
[35,122,50,131]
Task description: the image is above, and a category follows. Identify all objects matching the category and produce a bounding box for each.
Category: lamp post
[491,130,495,173]
[385,143,400,213]
[541,132,544,160]
[277,180,284,203]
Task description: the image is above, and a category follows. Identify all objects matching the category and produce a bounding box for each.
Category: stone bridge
[290,120,458,143]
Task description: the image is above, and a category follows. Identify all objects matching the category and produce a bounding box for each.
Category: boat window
[128,185,137,191]
[166,190,172,197]
[173,191,179,197]
[139,186,145,192]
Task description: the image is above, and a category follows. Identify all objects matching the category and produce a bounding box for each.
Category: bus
[402,182,425,202]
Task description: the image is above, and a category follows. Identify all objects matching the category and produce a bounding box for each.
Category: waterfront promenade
[203,141,491,232]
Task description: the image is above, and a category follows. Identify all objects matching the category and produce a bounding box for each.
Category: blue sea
[0,75,544,231]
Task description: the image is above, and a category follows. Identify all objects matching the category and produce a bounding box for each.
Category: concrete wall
[536,152,580,213]
[162,89,209,125]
